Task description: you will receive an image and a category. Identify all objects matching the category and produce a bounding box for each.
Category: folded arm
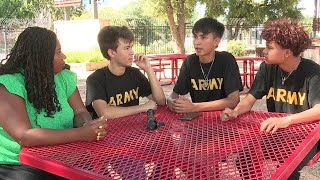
[168,90,240,113]
[92,99,156,119]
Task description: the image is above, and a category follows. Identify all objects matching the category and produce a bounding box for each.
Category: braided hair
[0,27,61,117]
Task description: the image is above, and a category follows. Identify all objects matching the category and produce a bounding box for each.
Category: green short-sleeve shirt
[0,69,77,164]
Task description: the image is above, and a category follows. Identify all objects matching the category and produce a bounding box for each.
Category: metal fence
[0,28,25,60]
[0,21,313,59]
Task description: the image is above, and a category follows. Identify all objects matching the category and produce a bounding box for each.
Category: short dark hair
[192,17,225,38]
[98,26,134,60]
[261,18,311,56]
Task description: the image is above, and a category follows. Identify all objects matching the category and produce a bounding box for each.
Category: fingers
[134,54,147,62]
[260,119,278,133]
[220,108,237,121]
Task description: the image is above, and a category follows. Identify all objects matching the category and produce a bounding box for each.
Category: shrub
[65,48,105,63]
[226,40,247,57]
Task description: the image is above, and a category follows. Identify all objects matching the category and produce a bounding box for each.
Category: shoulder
[300,58,320,74]
[87,67,107,81]
[184,53,199,65]
[215,51,236,62]
[58,69,76,79]
[126,66,141,74]
[0,72,25,88]
[0,72,26,98]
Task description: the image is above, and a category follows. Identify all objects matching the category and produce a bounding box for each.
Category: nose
[62,52,66,59]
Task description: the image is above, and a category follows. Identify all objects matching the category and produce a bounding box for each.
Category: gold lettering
[116,94,123,105]
[298,92,306,106]
[217,78,223,89]
[199,79,205,90]
[276,88,286,102]
[132,87,139,99]
[266,87,275,100]
[124,91,132,103]
[191,79,198,90]
[209,78,218,90]
[108,97,116,106]
[287,91,298,105]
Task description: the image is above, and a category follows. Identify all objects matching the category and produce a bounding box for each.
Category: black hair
[192,17,225,38]
[0,26,61,117]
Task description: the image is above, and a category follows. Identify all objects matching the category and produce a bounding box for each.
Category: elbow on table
[18,136,35,147]
[156,98,166,106]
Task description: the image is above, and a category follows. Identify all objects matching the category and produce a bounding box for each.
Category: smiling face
[108,38,134,67]
[193,32,220,60]
[53,39,66,73]
[263,41,288,65]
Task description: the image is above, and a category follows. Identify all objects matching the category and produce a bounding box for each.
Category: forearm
[20,128,85,147]
[194,97,239,112]
[101,105,146,119]
[74,111,92,128]
[234,94,256,116]
[145,68,166,105]
[286,104,320,125]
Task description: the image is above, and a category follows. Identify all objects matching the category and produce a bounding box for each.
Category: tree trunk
[164,0,186,53]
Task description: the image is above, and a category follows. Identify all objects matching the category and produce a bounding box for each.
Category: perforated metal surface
[20,107,320,180]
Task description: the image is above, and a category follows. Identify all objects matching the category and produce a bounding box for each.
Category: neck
[279,56,301,73]
[199,51,215,63]
[108,61,126,76]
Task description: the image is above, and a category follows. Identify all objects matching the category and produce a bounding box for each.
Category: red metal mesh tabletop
[20,107,320,180]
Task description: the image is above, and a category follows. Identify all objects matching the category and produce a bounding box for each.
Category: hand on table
[81,116,108,141]
[260,117,291,133]
[142,100,157,112]
[220,108,238,121]
[169,96,195,114]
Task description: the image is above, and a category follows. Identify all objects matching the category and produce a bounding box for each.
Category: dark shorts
[0,164,66,180]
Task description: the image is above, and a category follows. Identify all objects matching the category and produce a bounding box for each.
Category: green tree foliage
[202,0,302,40]
[0,0,84,21]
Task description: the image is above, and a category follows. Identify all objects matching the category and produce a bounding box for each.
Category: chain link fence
[0,18,50,60]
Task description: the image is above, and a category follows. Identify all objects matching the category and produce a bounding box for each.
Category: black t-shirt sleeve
[222,54,243,95]
[134,68,152,97]
[308,74,320,107]
[249,62,268,99]
[85,72,108,109]
[173,58,191,95]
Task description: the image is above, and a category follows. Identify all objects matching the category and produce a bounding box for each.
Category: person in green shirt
[0,27,108,179]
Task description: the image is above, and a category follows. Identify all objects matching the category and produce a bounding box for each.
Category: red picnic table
[20,107,319,179]
[146,53,188,85]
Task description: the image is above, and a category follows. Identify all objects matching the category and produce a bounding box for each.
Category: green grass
[65,48,105,63]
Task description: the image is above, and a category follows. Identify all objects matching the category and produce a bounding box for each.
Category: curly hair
[0,27,61,117]
[98,26,134,60]
[261,18,311,56]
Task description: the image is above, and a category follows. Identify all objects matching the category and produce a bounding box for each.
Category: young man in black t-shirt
[86,26,165,119]
[167,17,243,113]
[221,18,320,180]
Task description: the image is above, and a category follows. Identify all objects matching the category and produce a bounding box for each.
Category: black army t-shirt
[249,58,320,113]
[86,66,152,118]
[173,51,243,102]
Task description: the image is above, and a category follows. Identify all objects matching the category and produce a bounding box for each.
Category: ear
[214,37,221,45]
[285,49,293,58]
[107,49,115,58]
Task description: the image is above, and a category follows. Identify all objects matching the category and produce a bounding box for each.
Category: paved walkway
[76,71,319,179]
